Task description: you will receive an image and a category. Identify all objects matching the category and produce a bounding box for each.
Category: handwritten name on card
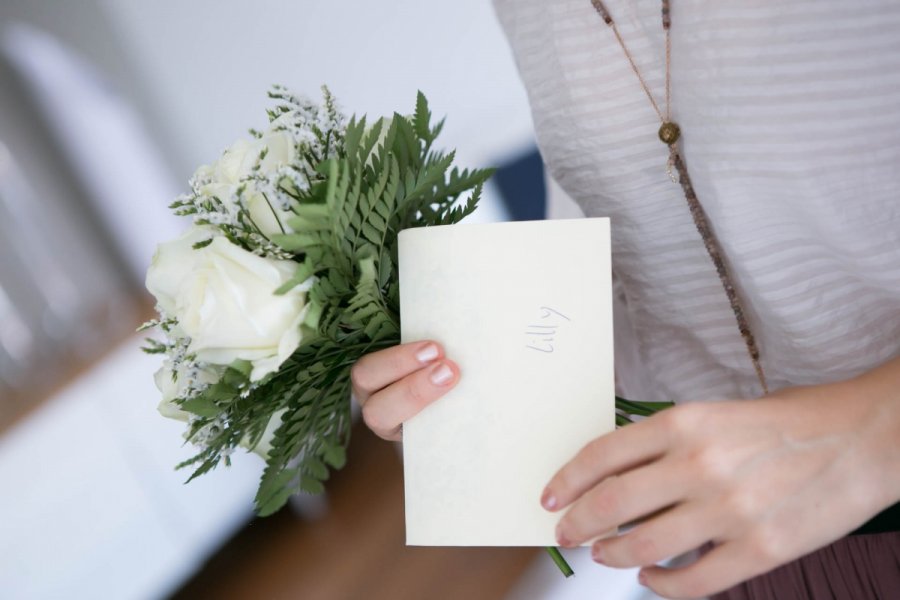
[525,306,571,353]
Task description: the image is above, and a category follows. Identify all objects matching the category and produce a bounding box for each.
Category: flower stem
[545,398,672,579]
[545,547,574,577]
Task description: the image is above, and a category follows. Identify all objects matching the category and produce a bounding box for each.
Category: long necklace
[589,0,770,395]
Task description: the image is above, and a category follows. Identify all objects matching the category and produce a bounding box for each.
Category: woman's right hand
[351,341,460,441]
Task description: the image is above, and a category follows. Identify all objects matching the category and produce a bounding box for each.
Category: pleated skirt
[713,532,900,600]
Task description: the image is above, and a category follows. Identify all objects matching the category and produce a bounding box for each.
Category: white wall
[99,0,535,181]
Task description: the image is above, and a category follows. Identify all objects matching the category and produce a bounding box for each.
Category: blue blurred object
[492,146,546,221]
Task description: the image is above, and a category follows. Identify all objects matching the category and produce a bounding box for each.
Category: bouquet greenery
[143,86,670,576]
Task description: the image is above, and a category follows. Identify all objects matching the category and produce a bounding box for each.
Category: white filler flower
[153,360,221,420]
[195,130,298,236]
[146,227,315,381]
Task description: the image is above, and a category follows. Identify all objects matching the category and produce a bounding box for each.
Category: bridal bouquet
[143,86,489,515]
[143,86,669,576]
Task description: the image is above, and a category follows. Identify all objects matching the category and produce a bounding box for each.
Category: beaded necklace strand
[589,0,769,395]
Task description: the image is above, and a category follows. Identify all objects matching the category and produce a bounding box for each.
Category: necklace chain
[589,0,770,395]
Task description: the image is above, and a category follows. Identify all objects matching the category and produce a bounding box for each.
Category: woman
[352,1,900,598]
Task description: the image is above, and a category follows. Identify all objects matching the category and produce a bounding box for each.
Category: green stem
[545,547,574,577]
[615,396,675,419]
[545,398,674,578]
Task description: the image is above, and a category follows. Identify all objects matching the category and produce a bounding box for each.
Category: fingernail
[555,524,572,548]
[416,343,439,363]
[638,569,648,586]
[429,362,454,386]
[541,488,557,510]
[592,544,605,564]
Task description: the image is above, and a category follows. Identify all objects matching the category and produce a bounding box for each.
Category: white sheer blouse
[493,0,900,403]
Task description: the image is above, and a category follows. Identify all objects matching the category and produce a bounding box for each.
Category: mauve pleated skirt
[712,532,900,600]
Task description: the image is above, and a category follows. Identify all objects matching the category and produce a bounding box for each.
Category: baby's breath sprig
[167,86,347,259]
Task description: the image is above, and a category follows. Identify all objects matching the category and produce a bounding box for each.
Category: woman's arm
[543,355,900,599]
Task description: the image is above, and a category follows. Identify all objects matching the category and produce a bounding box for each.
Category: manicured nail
[429,362,454,385]
[416,343,440,363]
[541,488,557,510]
[592,544,605,564]
[555,524,571,547]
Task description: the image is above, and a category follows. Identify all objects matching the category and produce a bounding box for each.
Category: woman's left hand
[543,360,900,599]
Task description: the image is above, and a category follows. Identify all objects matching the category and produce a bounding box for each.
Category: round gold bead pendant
[658,121,681,145]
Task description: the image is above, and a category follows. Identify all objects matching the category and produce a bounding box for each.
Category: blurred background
[0,1,656,598]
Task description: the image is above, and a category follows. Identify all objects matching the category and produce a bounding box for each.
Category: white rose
[154,365,190,421]
[153,361,221,421]
[241,408,286,460]
[146,228,315,381]
[245,190,291,236]
[195,131,297,236]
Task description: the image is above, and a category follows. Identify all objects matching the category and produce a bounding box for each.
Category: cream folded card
[399,218,614,546]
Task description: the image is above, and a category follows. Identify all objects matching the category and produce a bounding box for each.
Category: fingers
[639,540,773,600]
[351,341,445,405]
[542,408,681,513]
[590,502,716,569]
[361,357,459,441]
[554,458,687,548]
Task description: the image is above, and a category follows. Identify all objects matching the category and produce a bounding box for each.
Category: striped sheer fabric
[493,0,900,405]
